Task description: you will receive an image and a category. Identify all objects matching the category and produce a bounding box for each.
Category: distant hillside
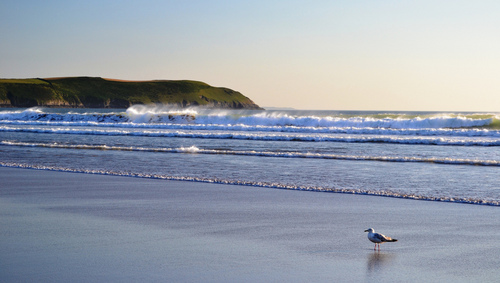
[0,77,262,109]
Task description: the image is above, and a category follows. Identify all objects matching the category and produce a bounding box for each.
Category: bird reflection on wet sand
[366,252,395,274]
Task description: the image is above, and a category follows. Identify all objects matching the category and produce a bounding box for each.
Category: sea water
[1,106,499,205]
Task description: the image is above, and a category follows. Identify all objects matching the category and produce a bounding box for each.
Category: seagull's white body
[364,228,397,250]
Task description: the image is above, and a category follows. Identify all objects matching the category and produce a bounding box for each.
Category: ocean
[1,106,499,206]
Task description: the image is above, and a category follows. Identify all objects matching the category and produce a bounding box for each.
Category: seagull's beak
[364,229,369,232]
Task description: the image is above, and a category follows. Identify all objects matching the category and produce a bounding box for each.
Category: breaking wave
[1,107,499,130]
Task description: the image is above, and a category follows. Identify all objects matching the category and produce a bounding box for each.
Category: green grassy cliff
[0,77,262,109]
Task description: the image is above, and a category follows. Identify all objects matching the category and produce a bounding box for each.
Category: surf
[1,107,499,130]
[2,125,500,146]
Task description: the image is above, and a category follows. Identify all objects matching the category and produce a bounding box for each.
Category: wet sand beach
[1,167,499,282]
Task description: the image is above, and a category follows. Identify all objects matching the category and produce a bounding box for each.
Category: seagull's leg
[374,244,376,250]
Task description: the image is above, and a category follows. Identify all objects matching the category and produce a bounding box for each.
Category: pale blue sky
[2,0,500,111]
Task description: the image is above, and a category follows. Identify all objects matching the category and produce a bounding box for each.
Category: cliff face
[0,77,262,110]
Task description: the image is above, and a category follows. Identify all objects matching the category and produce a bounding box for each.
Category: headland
[0,77,262,109]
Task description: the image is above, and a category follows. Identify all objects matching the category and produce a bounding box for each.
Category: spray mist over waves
[125,105,498,129]
[125,105,198,123]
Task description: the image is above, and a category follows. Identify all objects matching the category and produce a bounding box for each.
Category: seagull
[364,228,397,250]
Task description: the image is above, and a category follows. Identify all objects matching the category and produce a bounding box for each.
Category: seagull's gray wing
[374,233,391,242]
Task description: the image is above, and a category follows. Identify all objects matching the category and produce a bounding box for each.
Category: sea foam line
[1,125,500,146]
[3,140,500,166]
[1,120,499,138]
[1,162,498,206]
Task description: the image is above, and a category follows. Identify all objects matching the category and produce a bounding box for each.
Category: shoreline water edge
[0,162,498,206]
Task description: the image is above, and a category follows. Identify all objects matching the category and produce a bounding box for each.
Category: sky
[1,0,500,111]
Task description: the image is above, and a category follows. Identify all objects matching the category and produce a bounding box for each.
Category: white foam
[125,105,197,123]
[1,108,497,130]
[194,112,494,129]
[178,146,201,153]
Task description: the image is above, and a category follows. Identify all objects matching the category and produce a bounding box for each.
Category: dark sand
[1,167,499,282]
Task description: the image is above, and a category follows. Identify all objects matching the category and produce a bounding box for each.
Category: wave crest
[1,108,498,130]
